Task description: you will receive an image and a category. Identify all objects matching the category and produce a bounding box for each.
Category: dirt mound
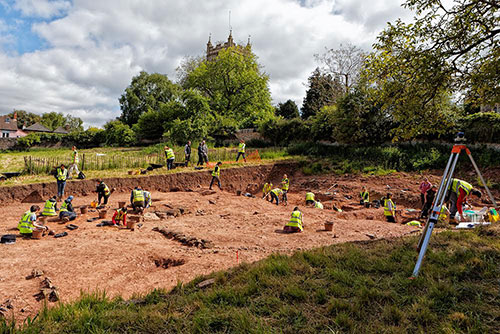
[153,257,186,269]
[21,191,44,203]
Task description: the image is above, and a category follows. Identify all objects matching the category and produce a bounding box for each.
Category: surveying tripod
[411,135,498,278]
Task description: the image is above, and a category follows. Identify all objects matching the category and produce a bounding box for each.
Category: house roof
[53,126,69,134]
[0,115,18,131]
[24,122,52,132]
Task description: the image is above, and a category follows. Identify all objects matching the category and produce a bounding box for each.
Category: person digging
[112,204,127,226]
[269,188,284,206]
[305,191,315,206]
[445,178,482,224]
[283,207,304,233]
[262,182,273,200]
[95,180,111,207]
[131,187,145,213]
[18,205,48,238]
[59,196,77,223]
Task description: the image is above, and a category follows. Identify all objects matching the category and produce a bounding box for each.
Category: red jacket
[112,209,127,225]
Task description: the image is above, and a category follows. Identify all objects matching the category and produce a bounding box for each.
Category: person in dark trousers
[131,187,145,211]
[164,146,175,170]
[420,185,437,219]
[96,180,111,206]
[60,196,77,222]
[209,162,222,190]
[383,193,396,223]
[55,164,68,201]
[198,140,209,166]
[236,139,246,162]
[269,188,283,206]
[184,141,192,166]
[112,205,127,226]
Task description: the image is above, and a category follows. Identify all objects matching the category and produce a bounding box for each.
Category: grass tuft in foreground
[2,225,499,334]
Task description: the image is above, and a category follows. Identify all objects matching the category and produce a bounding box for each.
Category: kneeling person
[143,190,152,209]
[284,207,303,233]
[18,205,44,238]
[41,196,58,216]
[112,205,127,226]
[305,191,315,206]
[131,187,145,211]
[59,196,77,223]
[314,200,323,209]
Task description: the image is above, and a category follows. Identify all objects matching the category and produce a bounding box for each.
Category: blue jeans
[60,211,76,221]
[57,180,66,198]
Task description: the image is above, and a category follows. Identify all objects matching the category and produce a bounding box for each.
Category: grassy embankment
[1,225,498,333]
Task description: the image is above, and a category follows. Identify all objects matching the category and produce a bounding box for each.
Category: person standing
[209,162,222,190]
[68,146,80,179]
[419,177,432,207]
[283,207,304,233]
[383,193,397,223]
[59,196,77,222]
[360,186,370,207]
[281,174,289,206]
[236,139,247,162]
[184,141,192,167]
[420,185,437,219]
[96,180,111,206]
[18,205,43,238]
[56,164,68,201]
[200,141,209,165]
[164,146,175,170]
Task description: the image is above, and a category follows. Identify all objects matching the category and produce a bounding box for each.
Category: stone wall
[0,138,17,150]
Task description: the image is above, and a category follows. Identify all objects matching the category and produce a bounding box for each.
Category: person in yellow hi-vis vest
[305,191,315,206]
[209,162,222,190]
[360,186,370,207]
[164,146,175,170]
[284,207,303,233]
[131,187,145,211]
[18,205,45,238]
[281,174,289,206]
[236,139,247,162]
[262,182,273,200]
[68,146,80,179]
[383,193,396,223]
[41,196,58,216]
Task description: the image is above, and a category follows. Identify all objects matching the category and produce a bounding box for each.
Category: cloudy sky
[0,0,411,127]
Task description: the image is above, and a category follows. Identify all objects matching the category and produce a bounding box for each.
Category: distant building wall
[0,138,18,150]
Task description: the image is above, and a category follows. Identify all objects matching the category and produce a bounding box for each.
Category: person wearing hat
[96,180,111,206]
[112,204,127,226]
[209,162,222,190]
[41,196,58,216]
[284,207,303,233]
[446,178,482,223]
[59,196,77,223]
[18,205,46,238]
[55,164,68,201]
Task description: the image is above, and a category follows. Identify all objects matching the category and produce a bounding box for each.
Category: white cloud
[13,0,71,19]
[0,0,412,127]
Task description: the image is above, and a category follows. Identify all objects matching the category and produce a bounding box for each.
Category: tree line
[12,0,500,149]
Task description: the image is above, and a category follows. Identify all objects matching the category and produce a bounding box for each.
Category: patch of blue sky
[0,0,71,55]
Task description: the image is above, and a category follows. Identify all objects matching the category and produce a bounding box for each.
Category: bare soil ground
[0,168,494,322]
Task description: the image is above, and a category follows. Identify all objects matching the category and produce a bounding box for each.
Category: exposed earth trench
[0,162,493,322]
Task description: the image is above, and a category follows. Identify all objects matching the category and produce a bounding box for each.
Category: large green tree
[119,71,179,126]
[183,46,274,129]
[276,100,300,119]
[301,68,344,119]
[364,0,499,140]
[41,112,66,130]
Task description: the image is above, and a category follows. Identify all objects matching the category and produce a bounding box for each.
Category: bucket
[118,201,126,208]
[324,221,334,231]
[32,228,44,240]
[80,206,88,214]
[98,210,108,219]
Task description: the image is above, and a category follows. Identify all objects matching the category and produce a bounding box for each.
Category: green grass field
[3,225,498,333]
